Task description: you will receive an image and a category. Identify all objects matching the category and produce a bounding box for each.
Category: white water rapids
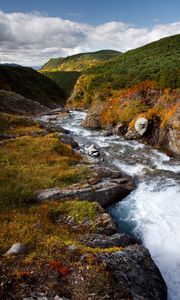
[41,111,180,300]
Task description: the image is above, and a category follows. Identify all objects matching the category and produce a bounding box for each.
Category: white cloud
[0,10,179,66]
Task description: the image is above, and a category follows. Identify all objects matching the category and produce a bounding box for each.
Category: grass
[0,112,43,135]
[0,114,94,209]
[0,133,92,209]
[0,113,129,299]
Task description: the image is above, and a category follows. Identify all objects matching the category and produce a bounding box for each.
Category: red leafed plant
[48,260,70,277]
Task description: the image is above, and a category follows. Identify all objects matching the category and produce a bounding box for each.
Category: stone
[101,130,113,137]
[36,177,135,208]
[58,133,80,149]
[5,243,26,256]
[80,233,138,248]
[135,117,148,136]
[97,244,167,300]
[95,213,117,235]
[92,165,122,179]
[39,121,69,134]
[85,144,100,157]
[167,106,180,155]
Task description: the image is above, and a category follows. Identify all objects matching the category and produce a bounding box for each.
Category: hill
[69,34,180,107]
[40,50,121,95]
[67,35,180,155]
[41,50,121,72]
[0,65,67,108]
[41,71,81,96]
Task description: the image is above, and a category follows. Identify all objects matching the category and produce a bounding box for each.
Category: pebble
[4,243,26,256]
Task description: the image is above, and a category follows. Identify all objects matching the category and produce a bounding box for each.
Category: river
[41,110,180,300]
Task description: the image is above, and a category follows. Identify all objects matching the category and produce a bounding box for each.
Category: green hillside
[42,71,81,95]
[68,34,180,108]
[0,65,67,108]
[85,34,180,90]
[41,50,121,72]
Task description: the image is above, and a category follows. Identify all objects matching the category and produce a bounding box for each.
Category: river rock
[80,233,137,248]
[5,243,26,256]
[135,117,148,136]
[97,244,167,300]
[39,121,69,134]
[58,133,80,149]
[36,177,135,208]
[85,144,100,157]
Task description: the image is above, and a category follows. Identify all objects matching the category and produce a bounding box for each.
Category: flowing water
[41,111,180,300]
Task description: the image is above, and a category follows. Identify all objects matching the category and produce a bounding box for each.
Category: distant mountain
[31,65,42,70]
[41,50,121,72]
[0,65,67,108]
[0,63,21,67]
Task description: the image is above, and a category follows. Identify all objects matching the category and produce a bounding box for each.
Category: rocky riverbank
[32,111,167,299]
[0,109,168,299]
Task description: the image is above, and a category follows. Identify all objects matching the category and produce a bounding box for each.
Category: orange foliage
[48,259,70,277]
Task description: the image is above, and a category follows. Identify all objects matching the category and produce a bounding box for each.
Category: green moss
[50,201,99,224]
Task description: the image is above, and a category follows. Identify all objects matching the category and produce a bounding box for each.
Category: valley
[0,34,179,300]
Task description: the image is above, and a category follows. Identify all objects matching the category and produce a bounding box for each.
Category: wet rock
[37,177,135,208]
[5,243,26,256]
[97,244,167,300]
[135,117,149,136]
[101,130,113,137]
[80,233,137,248]
[58,133,80,149]
[85,144,100,157]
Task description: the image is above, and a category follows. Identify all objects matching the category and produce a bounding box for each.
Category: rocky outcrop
[83,112,101,129]
[37,177,135,208]
[160,106,180,156]
[97,244,167,300]
[0,90,49,115]
[80,232,137,248]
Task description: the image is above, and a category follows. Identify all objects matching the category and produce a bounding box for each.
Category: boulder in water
[85,144,100,157]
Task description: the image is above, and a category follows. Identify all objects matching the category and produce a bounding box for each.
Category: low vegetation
[0,112,125,299]
[0,65,67,107]
[68,34,180,110]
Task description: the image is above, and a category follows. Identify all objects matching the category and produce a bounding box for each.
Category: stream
[41,110,180,300]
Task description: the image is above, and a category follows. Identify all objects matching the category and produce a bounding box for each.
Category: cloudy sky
[0,0,180,65]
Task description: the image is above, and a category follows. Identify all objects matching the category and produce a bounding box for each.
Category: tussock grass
[0,132,91,209]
